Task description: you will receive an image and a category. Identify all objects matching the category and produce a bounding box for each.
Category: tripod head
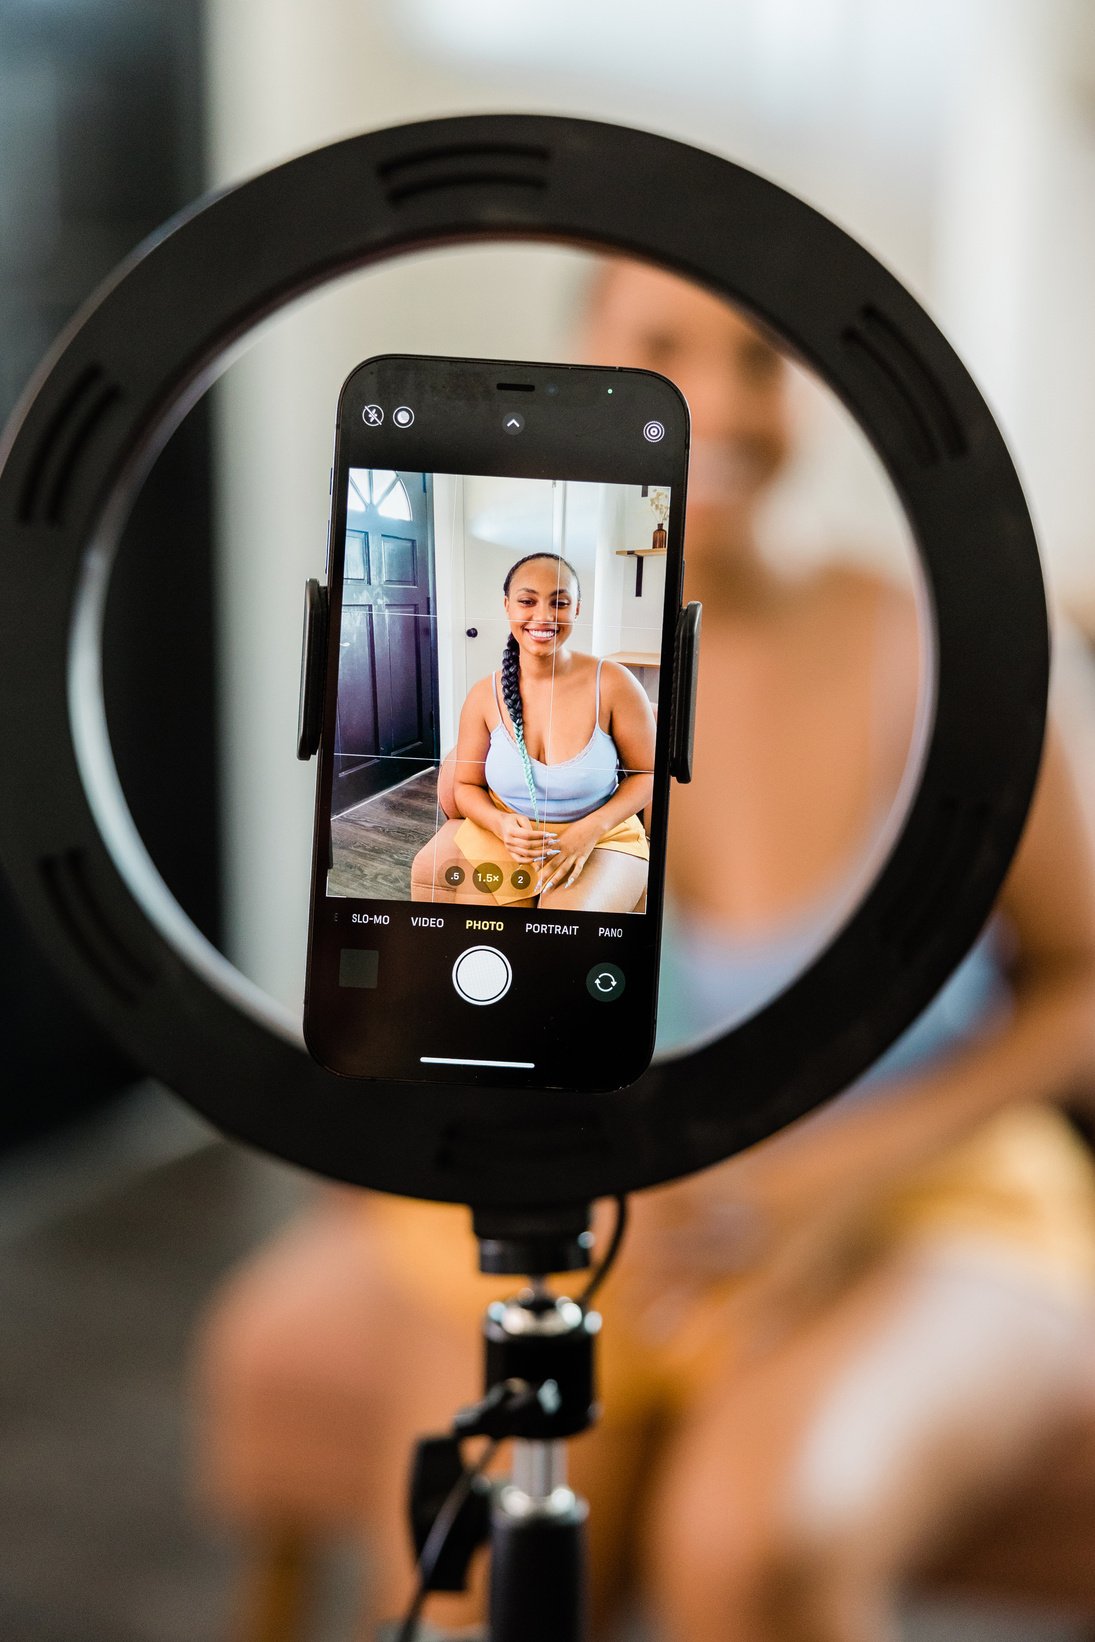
[472,1203,594,1278]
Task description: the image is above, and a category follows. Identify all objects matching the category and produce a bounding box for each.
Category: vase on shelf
[651,522,667,552]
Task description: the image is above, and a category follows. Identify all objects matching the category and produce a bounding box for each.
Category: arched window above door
[347,469,412,520]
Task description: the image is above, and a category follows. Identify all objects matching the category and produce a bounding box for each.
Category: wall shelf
[605,649,660,667]
[614,546,666,595]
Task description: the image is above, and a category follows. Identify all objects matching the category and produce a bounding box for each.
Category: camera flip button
[453,945,512,1006]
[586,962,626,1002]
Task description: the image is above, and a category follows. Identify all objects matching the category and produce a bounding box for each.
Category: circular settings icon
[643,419,665,443]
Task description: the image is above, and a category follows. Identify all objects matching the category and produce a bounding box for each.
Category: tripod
[391,1200,625,1642]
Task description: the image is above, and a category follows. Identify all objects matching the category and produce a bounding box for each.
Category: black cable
[395,1434,501,1642]
[577,1193,629,1312]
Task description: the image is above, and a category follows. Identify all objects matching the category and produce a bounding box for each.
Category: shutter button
[453,946,512,1006]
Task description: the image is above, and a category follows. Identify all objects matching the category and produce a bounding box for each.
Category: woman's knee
[540,852,647,913]
[411,826,477,900]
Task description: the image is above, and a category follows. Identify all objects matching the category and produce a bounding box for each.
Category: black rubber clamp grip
[296,577,328,761]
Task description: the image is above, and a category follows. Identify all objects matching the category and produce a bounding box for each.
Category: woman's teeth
[527,626,557,639]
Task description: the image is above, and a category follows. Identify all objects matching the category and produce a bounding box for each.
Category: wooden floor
[328,767,441,900]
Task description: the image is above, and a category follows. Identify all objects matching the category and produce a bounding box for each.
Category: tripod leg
[488,1443,589,1642]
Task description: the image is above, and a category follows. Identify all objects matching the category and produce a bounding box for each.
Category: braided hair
[500,553,581,820]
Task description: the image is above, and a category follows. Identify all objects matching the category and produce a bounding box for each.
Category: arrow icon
[502,412,525,435]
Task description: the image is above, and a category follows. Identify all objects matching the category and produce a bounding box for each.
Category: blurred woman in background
[574,260,1095,1641]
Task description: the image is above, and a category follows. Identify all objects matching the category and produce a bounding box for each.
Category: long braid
[500,553,582,824]
[500,633,539,820]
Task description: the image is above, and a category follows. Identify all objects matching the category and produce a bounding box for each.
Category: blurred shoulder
[802,562,917,646]
[810,561,913,612]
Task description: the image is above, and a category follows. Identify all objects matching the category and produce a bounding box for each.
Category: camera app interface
[326,469,670,923]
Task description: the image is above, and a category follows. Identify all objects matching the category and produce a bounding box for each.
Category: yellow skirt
[454,791,648,907]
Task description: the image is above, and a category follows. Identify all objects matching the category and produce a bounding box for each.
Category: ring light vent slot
[39,849,157,1005]
[876,795,991,963]
[377,141,551,207]
[842,306,966,468]
[17,364,122,527]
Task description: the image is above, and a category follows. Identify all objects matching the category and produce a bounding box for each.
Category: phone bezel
[304,354,689,1092]
[0,114,1047,1207]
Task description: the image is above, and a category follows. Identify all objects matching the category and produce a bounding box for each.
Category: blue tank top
[484,660,621,822]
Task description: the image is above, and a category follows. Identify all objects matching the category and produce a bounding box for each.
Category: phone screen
[304,356,688,1092]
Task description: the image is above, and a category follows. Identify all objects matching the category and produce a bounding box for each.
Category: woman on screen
[430,550,654,913]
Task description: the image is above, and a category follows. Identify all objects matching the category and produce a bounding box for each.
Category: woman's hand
[536,816,603,894]
[497,811,559,865]
[620,1149,885,1355]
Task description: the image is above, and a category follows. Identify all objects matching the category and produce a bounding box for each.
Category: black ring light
[0,114,1047,1209]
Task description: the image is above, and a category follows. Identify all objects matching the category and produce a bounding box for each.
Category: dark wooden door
[334,469,437,813]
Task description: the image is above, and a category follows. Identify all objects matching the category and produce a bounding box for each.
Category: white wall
[931,0,1095,610]
[431,471,462,753]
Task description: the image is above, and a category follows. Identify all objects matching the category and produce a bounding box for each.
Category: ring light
[0,114,1047,1209]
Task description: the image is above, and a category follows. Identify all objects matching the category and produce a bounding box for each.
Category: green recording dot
[607,387,614,394]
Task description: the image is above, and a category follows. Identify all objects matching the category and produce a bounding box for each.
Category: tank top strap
[490,669,504,729]
[595,657,605,725]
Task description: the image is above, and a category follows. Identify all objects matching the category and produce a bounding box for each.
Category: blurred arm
[736,719,1095,1221]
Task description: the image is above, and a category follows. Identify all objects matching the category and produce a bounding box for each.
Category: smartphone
[301,354,690,1093]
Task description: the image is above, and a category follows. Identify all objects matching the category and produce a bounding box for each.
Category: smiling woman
[441,550,654,912]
